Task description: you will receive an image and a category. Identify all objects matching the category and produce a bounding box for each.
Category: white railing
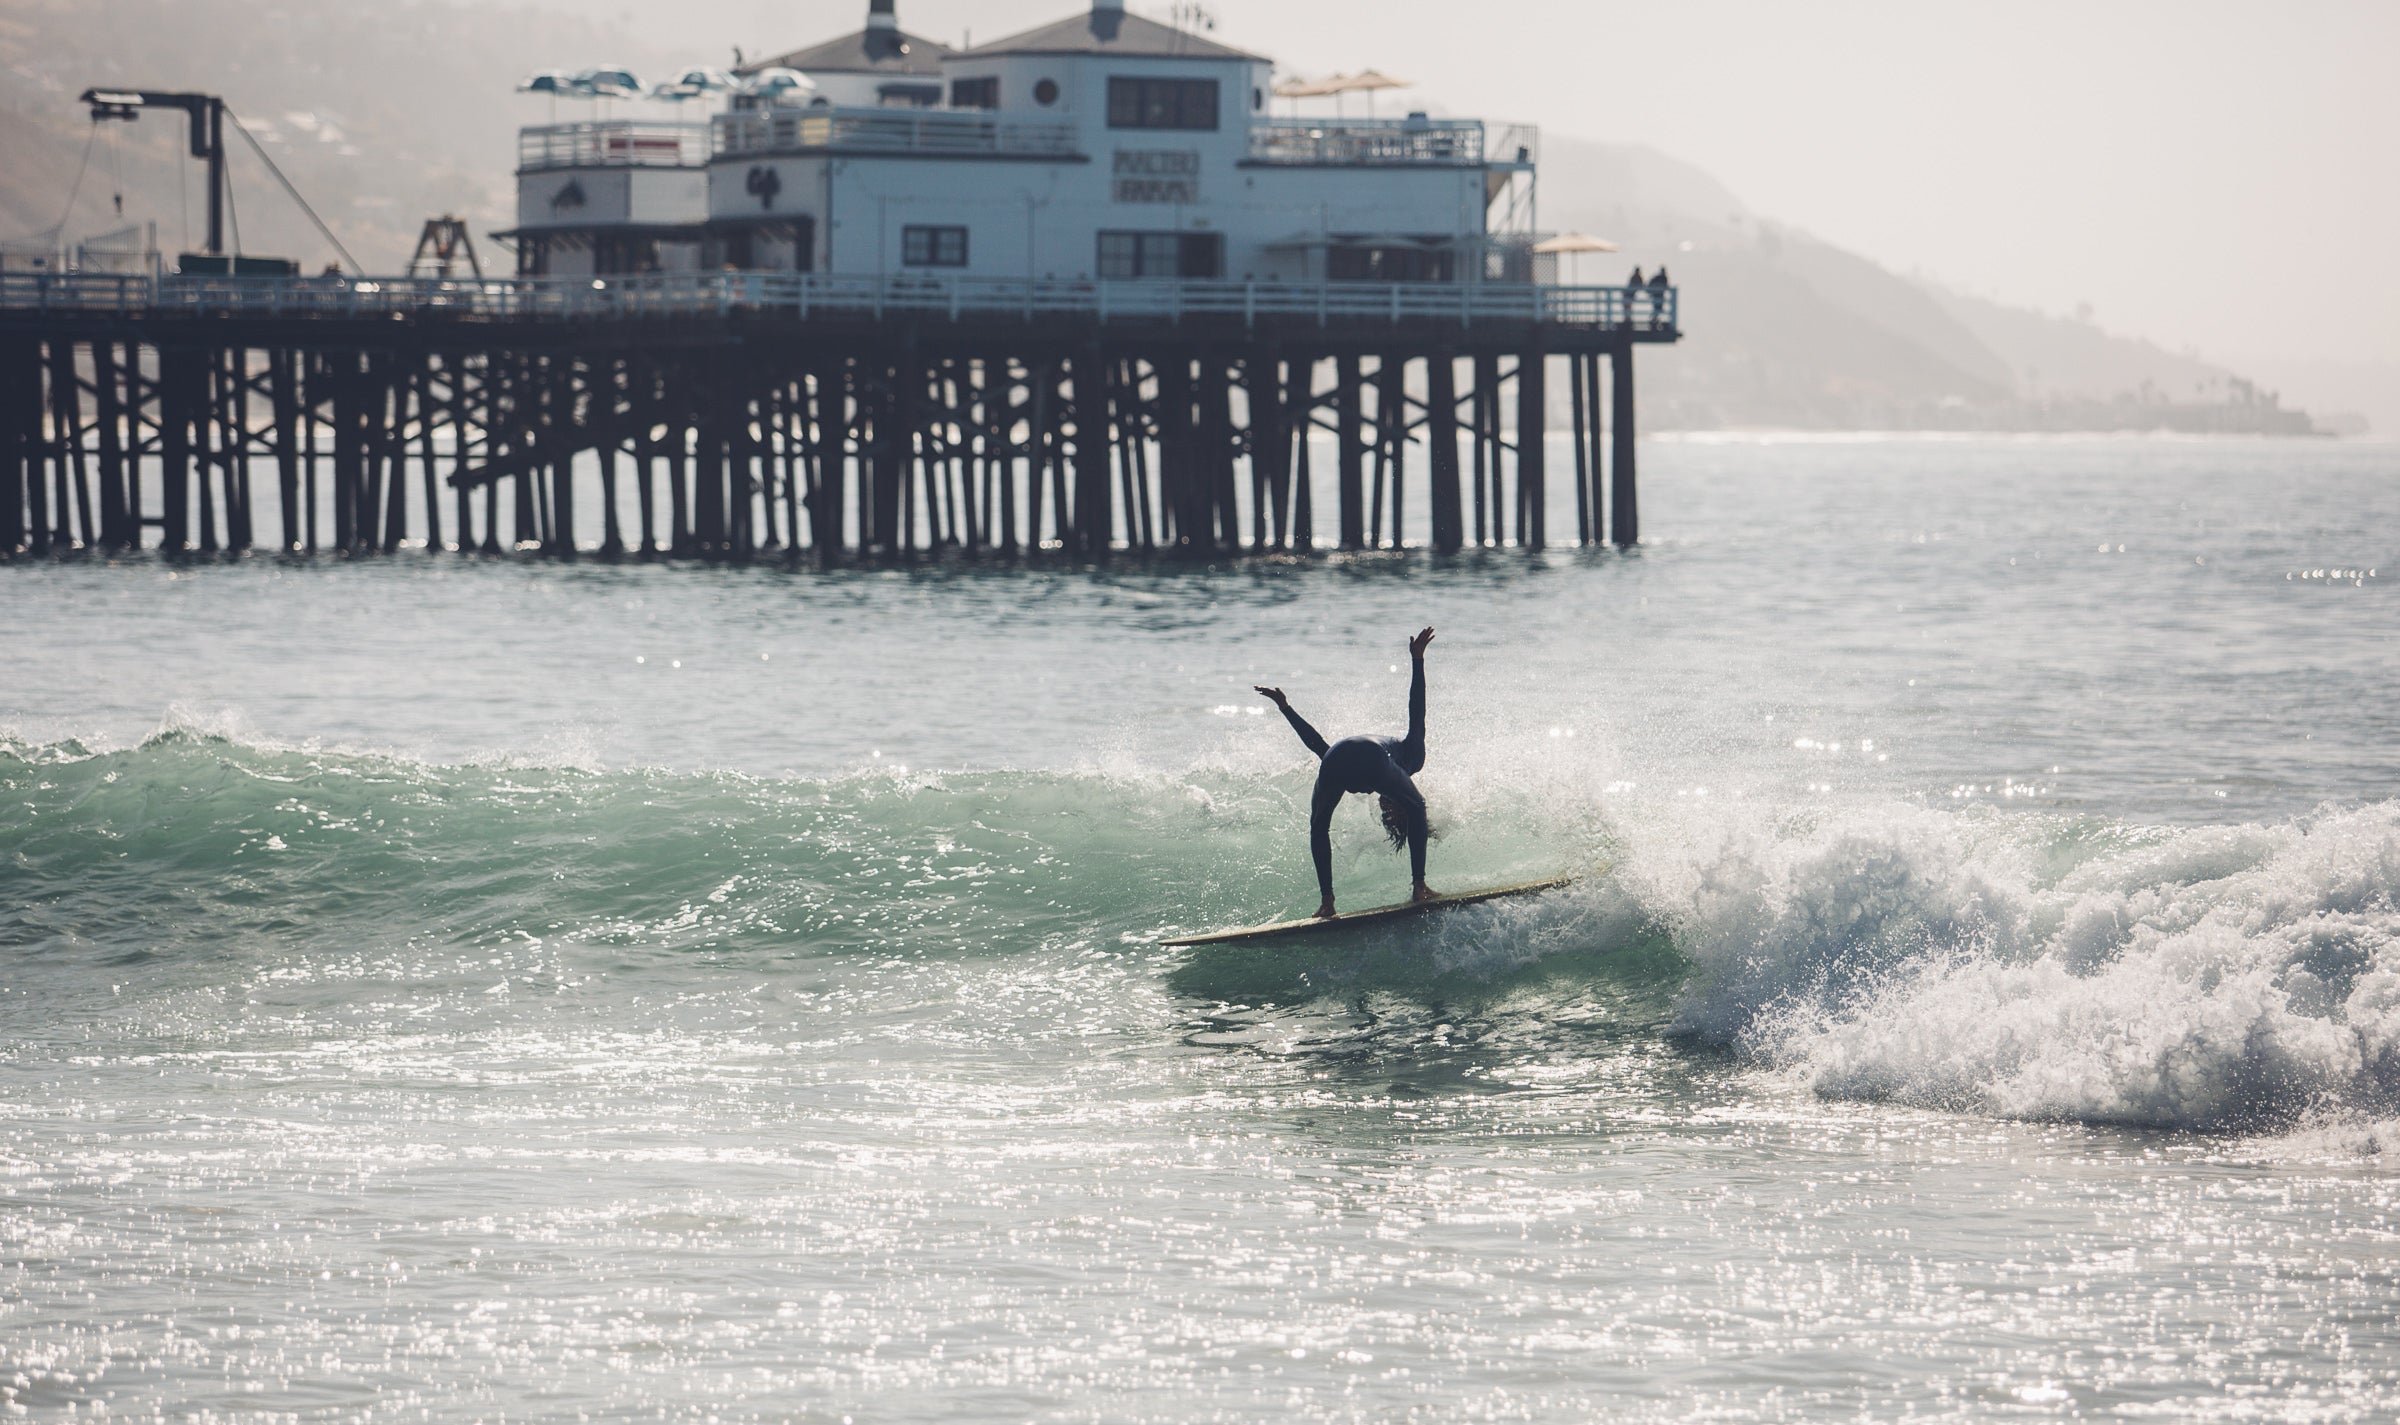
[1247,118,1485,166]
[519,121,710,171]
[713,108,1080,160]
[0,270,1680,332]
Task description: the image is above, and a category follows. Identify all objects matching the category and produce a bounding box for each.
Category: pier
[0,271,1677,559]
[7,0,1689,562]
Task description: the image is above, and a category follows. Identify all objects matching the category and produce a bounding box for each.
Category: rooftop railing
[518,121,710,171]
[712,108,1081,161]
[1246,117,1485,166]
[0,270,1679,333]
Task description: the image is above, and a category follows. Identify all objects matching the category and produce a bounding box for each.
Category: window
[1326,242,1456,283]
[1106,77,1218,131]
[1033,78,1060,106]
[902,225,969,268]
[949,76,999,110]
[1097,231,1221,280]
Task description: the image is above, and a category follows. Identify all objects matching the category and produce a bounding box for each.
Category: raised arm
[1254,686,1329,758]
[1396,627,1433,772]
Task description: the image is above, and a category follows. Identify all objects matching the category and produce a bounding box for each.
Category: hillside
[0,0,662,271]
[0,0,2331,433]
[1537,135,2321,433]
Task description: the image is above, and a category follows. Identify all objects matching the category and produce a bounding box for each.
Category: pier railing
[713,109,1081,161]
[518,121,711,171]
[1246,118,1484,166]
[0,270,1678,333]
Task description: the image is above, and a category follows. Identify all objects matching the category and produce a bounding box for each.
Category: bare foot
[1314,896,1339,920]
[1411,882,1441,903]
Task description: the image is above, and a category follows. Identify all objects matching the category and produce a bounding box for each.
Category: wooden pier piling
[0,275,1675,562]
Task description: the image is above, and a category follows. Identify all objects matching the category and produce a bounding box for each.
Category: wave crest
[1646,801,2400,1130]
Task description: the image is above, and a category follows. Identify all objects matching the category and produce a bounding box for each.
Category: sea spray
[1640,798,2400,1130]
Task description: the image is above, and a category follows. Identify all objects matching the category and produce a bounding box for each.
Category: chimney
[868,0,897,31]
[1091,0,1125,39]
[1091,0,1125,10]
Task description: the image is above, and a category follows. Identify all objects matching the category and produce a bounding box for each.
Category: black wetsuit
[1274,656,1429,899]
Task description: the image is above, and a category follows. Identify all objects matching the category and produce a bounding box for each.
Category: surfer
[1255,627,1436,919]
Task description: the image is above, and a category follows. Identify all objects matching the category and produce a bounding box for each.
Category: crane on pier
[80,89,231,259]
[78,87,356,275]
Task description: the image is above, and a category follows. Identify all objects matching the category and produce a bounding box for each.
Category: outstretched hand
[1253,685,1288,707]
[1408,626,1436,659]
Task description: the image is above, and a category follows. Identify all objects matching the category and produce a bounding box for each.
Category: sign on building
[1113,150,1200,205]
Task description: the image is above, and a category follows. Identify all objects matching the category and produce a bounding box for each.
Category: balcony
[712,108,1081,161]
[1246,118,1486,166]
[519,122,709,172]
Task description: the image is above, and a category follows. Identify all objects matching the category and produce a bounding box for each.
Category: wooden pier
[0,271,1678,560]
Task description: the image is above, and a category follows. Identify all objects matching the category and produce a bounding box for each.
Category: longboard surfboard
[1163,876,1578,948]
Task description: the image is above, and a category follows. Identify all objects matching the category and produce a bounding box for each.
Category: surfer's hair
[1378,794,1427,851]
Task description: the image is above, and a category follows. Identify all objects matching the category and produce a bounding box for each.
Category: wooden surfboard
[1162,876,1578,948]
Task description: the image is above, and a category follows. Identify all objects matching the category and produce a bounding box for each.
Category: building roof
[747,28,954,78]
[962,11,1262,62]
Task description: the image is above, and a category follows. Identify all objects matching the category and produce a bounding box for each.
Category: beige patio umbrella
[1341,69,1412,118]
[1272,70,1415,117]
[1533,231,1620,283]
[1272,74,1349,100]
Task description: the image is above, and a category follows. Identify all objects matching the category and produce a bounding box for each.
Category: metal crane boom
[79,89,227,256]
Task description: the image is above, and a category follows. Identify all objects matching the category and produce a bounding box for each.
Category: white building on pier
[505,0,1539,288]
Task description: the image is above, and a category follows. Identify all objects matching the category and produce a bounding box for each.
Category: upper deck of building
[516,112,1508,171]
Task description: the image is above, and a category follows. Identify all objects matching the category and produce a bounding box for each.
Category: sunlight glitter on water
[3,437,2398,1421]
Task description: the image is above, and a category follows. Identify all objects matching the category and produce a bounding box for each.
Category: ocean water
[4,435,2398,1422]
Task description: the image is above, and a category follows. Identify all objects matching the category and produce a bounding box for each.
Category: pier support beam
[1,340,32,554]
[159,345,201,554]
[1515,347,1546,550]
[1611,345,1638,548]
[1335,355,1364,550]
[1072,347,1113,556]
[1427,353,1462,553]
[92,342,130,551]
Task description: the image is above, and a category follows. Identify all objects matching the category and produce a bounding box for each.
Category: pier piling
[0,277,1674,562]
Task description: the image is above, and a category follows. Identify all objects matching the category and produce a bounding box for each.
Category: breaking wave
[7,728,2398,1135]
[1635,799,2400,1133]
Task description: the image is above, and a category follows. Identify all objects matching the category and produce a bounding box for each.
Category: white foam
[1633,799,2400,1131]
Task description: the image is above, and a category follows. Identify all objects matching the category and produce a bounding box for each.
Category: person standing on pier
[1255,627,1438,919]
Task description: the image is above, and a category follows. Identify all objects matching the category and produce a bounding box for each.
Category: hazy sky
[550,0,2398,372]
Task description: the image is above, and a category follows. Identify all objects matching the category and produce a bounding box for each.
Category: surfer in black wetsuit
[1255,626,1437,919]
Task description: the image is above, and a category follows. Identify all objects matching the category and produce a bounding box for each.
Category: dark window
[1033,78,1060,106]
[902,225,970,268]
[1106,77,1218,131]
[1326,242,1457,283]
[1096,230,1221,279]
[949,76,999,110]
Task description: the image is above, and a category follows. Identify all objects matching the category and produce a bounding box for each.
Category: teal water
[4,436,2398,1421]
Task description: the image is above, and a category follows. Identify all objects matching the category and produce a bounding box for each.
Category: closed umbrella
[517,70,578,120]
[574,66,644,100]
[742,68,819,103]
